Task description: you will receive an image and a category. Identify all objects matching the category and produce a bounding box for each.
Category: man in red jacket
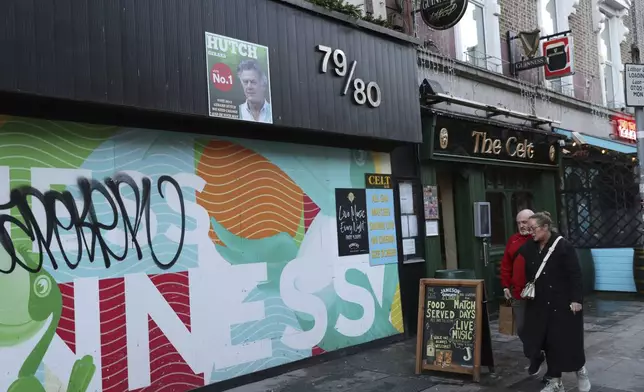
[500,209,533,347]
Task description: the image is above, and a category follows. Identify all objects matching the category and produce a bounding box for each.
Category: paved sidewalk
[225,294,644,392]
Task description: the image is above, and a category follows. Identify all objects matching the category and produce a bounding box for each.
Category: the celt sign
[625,63,644,107]
[542,36,574,80]
[420,0,469,30]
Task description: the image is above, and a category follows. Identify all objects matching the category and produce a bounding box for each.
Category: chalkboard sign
[415,279,494,381]
[335,188,369,256]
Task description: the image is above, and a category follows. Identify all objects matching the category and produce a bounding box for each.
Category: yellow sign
[366,174,392,189]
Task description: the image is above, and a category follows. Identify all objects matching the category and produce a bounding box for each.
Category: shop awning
[554,128,636,154]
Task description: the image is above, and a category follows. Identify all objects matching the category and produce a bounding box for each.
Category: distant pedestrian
[500,209,533,356]
[519,211,591,392]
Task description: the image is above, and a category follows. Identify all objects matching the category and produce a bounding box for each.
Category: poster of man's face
[238,62,267,106]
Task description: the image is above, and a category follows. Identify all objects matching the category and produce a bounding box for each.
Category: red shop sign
[612,115,636,143]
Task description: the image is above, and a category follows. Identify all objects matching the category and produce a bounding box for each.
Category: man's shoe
[540,378,564,392]
[577,366,591,392]
[528,353,545,377]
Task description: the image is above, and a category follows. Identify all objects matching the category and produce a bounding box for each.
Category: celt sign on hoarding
[205,32,273,124]
[420,0,469,30]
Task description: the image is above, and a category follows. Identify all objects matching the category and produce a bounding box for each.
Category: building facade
[382,0,642,307]
[0,0,424,391]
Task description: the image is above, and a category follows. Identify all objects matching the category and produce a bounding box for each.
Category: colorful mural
[0,116,403,392]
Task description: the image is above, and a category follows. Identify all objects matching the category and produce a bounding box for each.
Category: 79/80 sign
[315,44,382,108]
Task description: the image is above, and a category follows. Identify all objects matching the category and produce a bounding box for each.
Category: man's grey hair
[516,209,534,220]
[237,59,268,86]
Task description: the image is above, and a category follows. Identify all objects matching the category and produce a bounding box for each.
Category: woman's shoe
[577,366,591,392]
[540,378,564,392]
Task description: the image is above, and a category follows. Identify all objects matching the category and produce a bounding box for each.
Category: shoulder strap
[533,237,563,281]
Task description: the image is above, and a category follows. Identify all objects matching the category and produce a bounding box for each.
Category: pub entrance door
[435,166,537,303]
[483,167,536,301]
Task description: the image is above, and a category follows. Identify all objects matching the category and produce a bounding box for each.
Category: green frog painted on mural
[0,246,95,392]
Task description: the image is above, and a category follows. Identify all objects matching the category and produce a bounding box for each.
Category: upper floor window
[599,18,616,107]
[597,1,630,109]
[537,0,576,96]
[460,1,487,68]
[454,0,502,73]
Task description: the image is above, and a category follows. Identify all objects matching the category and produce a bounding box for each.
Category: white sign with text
[625,63,644,107]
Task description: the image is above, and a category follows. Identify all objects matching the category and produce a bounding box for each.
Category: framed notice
[423,185,439,220]
[205,32,273,123]
[415,279,495,382]
[335,188,369,256]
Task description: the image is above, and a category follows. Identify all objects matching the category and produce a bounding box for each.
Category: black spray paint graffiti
[0,173,186,274]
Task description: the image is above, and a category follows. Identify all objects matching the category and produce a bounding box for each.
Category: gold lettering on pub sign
[471,131,535,159]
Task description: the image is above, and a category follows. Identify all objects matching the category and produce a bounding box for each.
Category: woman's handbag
[520,237,563,300]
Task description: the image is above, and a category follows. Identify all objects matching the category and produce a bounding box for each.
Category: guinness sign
[420,0,469,31]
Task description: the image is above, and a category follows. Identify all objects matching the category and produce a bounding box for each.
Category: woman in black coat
[518,211,591,392]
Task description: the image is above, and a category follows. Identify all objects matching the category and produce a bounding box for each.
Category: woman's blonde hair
[530,211,558,233]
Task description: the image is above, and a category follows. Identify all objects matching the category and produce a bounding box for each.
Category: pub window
[485,192,506,245]
[398,181,424,262]
[511,192,534,215]
[561,155,642,248]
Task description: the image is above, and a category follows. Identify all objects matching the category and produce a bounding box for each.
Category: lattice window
[560,155,642,248]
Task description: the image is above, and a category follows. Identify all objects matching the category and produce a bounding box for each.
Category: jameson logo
[420,0,469,30]
[204,32,273,124]
[335,188,370,257]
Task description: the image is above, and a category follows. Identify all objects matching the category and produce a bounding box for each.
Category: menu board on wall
[365,174,398,265]
[335,188,369,256]
[415,279,495,382]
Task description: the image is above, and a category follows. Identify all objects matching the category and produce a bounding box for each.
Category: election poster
[205,32,273,124]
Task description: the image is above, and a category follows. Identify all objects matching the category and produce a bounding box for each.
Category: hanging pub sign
[511,29,548,73]
[542,36,574,80]
[508,29,573,77]
[420,0,469,30]
[611,114,637,144]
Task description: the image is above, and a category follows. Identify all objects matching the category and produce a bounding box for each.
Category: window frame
[453,0,502,73]
[597,3,629,109]
[536,0,577,97]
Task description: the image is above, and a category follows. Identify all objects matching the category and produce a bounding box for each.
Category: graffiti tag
[0,173,186,274]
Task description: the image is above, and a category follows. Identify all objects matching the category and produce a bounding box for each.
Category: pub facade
[0,0,423,391]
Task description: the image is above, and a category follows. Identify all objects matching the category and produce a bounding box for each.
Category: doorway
[433,166,536,300]
[484,167,535,300]
[437,172,458,270]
